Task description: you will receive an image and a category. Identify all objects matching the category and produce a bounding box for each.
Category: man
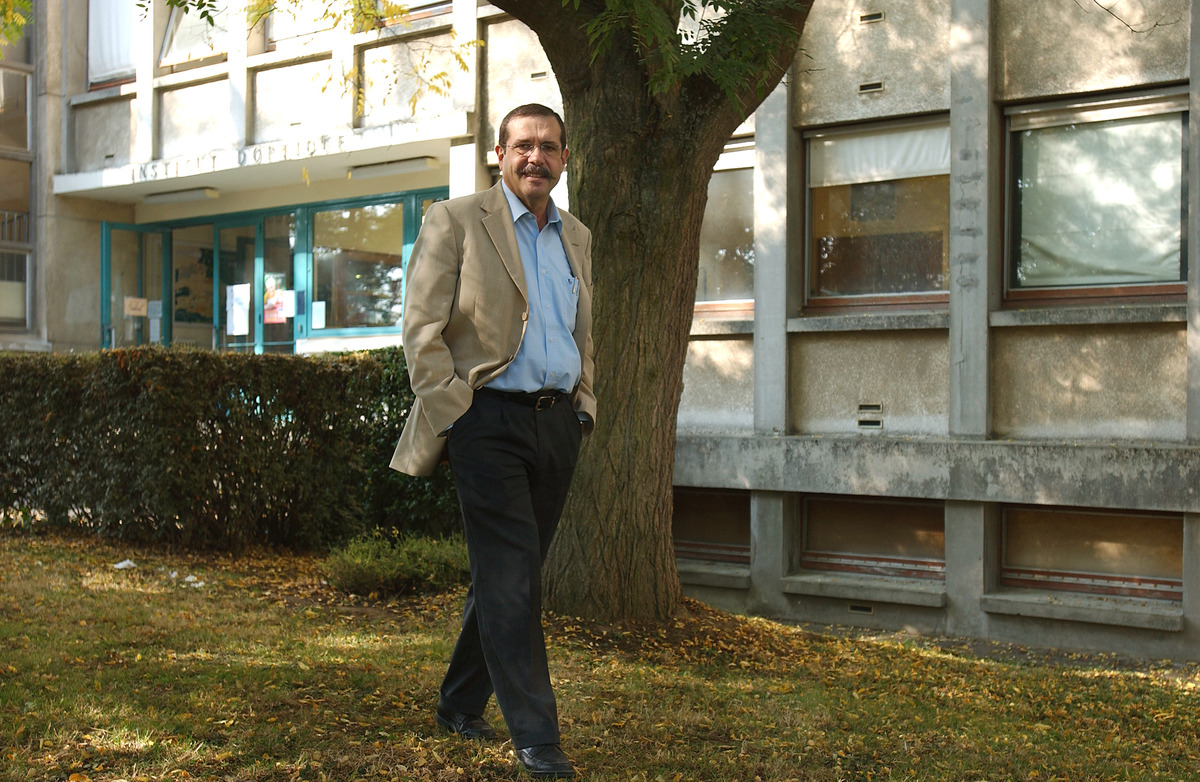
[389,103,594,780]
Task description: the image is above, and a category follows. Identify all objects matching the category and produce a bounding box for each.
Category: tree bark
[492,0,811,621]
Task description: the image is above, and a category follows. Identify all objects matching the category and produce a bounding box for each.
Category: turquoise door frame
[99,186,445,351]
[99,222,171,349]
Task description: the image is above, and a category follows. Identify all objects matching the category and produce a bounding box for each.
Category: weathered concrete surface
[675,433,1200,513]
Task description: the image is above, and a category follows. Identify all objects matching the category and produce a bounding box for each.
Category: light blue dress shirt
[487,182,582,394]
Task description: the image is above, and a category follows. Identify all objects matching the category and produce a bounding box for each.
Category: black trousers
[440,389,582,749]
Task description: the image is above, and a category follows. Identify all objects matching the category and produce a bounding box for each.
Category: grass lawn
[2,531,1198,781]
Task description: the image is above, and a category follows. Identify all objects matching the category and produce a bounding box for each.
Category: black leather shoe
[435,703,498,741]
[515,744,576,778]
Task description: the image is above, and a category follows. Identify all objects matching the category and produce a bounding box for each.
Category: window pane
[696,167,754,302]
[0,158,30,243]
[88,0,135,83]
[171,224,216,348]
[160,5,229,67]
[1002,507,1182,599]
[810,174,950,296]
[672,487,750,564]
[0,251,27,325]
[0,68,29,149]
[312,203,405,329]
[1012,112,1184,289]
[801,496,945,579]
[269,3,337,42]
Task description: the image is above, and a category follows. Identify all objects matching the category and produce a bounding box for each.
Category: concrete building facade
[6,0,1199,659]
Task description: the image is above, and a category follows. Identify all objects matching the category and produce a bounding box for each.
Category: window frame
[802,116,952,314]
[693,138,756,320]
[999,505,1183,601]
[1003,91,1189,307]
[798,495,946,581]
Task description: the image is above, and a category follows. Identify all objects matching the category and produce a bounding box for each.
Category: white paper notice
[281,290,296,319]
[227,283,251,336]
[124,296,148,317]
[311,301,326,330]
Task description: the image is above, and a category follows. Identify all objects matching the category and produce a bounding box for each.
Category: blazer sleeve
[401,201,474,435]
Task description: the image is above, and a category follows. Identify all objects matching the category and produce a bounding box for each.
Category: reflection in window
[697,167,754,302]
[1010,104,1185,291]
[313,204,405,329]
[808,123,950,302]
[160,4,229,67]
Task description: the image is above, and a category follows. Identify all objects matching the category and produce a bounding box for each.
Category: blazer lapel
[481,183,528,301]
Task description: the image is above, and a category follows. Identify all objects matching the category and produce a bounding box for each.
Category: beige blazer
[389,181,596,477]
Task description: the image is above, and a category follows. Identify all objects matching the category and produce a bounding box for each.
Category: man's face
[496,115,569,214]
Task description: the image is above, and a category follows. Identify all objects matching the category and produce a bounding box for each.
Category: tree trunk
[492,1,810,621]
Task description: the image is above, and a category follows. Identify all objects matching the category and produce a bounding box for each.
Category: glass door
[216,215,296,354]
[100,223,169,348]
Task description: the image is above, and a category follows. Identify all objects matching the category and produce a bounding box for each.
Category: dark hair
[498,104,567,150]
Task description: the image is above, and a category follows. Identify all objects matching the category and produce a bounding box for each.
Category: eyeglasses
[507,142,563,157]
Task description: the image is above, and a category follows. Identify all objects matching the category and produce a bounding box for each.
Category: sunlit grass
[2,531,1199,781]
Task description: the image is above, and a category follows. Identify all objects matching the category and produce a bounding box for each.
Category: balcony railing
[0,210,30,244]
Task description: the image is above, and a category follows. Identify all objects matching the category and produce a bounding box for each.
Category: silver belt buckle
[534,394,557,411]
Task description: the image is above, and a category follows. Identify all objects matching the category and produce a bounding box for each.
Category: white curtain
[88,0,135,83]
[1015,113,1183,287]
[809,123,950,188]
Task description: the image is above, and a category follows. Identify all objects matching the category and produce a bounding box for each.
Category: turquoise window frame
[100,186,446,351]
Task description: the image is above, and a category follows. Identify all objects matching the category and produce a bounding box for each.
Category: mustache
[519,164,552,178]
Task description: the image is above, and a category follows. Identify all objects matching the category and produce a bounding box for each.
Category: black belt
[477,386,567,411]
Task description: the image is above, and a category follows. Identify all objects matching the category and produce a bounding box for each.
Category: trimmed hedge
[0,345,458,551]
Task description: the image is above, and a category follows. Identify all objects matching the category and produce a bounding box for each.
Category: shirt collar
[501,180,561,228]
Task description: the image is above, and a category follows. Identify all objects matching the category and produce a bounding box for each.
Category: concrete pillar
[746,80,794,616]
[1183,514,1200,652]
[944,500,996,637]
[132,0,157,162]
[447,139,489,199]
[947,0,999,437]
[228,0,250,147]
[1187,0,1200,440]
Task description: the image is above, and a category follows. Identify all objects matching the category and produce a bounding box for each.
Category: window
[268,1,338,43]
[696,142,754,310]
[312,203,406,330]
[0,251,28,326]
[1007,94,1187,303]
[800,496,945,579]
[0,158,30,328]
[88,0,135,84]
[806,121,950,309]
[672,488,750,564]
[1001,507,1182,600]
[160,4,229,69]
[0,67,29,148]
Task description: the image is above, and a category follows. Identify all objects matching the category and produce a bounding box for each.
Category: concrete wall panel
[253,60,344,144]
[360,32,458,128]
[996,0,1190,102]
[74,98,137,171]
[483,19,561,150]
[992,323,1186,441]
[789,330,950,435]
[678,336,754,433]
[161,79,238,158]
[795,0,950,128]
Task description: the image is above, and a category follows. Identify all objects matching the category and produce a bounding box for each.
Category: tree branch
[1074,0,1184,34]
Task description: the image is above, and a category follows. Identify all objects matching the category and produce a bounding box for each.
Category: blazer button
[521,311,528,322]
